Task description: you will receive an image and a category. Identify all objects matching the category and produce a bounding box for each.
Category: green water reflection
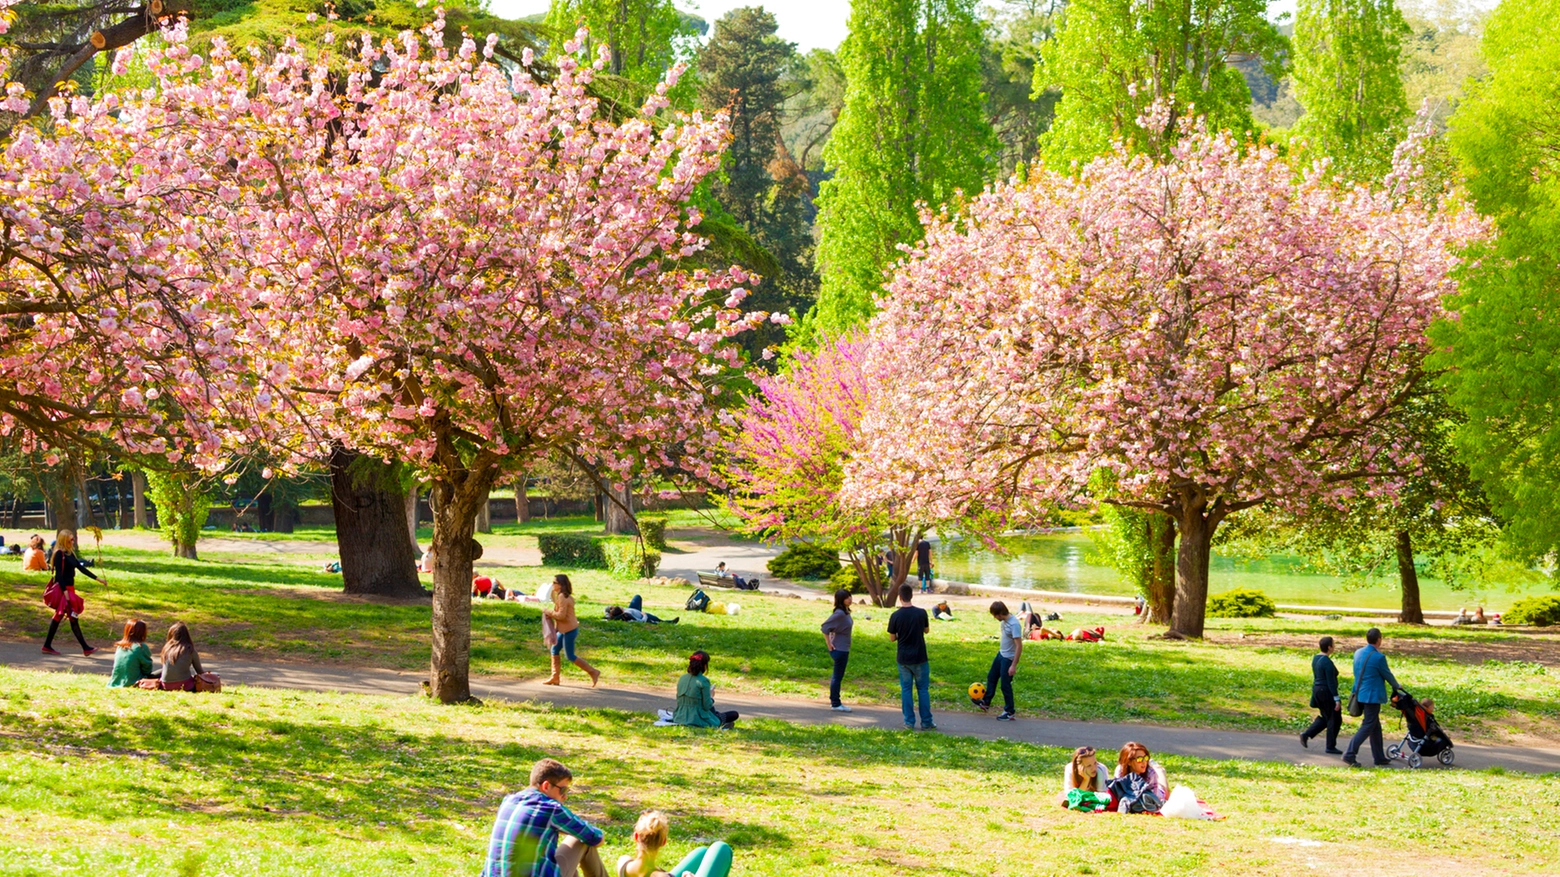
[934,532,1554,611]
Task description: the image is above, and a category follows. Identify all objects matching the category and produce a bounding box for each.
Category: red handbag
[42,578,61,610]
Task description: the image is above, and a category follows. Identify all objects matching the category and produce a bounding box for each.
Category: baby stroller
[1387,687,1454,768]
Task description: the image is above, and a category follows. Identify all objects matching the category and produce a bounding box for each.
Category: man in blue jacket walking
[1344,628,1399,768]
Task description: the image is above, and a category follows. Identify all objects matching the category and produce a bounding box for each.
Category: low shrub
[1207,588,1277,618]
[603,539,661,580]
[768,542,842,580]
[638,517,668,551]
[1503,595,1560,626]
[830,564,867,595]
[538,534,605,569]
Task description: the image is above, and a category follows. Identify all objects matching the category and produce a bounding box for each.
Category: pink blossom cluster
[2,16,768,484]
[844,125,1488,524]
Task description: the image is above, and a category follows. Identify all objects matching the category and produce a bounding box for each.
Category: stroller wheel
[1438,749,1455,766]
[1408,752,1422,769]
[1386,744,1401,759]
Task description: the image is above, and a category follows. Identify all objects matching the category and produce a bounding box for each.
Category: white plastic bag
[1160,785,1207,820]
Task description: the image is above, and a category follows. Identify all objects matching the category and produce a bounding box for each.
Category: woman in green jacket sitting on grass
[673,651,738,730]
[107,619,155,688]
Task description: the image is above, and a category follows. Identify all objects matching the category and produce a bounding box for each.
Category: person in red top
[44,531,103,656]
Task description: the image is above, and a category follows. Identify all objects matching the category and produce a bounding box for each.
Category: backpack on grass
[686,589,711,612]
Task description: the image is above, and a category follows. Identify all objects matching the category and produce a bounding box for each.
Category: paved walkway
[6,641,1556,775]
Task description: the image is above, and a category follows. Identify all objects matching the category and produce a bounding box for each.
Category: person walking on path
[107,619,156,688]
[543,575,600,687]
[820,588,855,712]
[43,531,102,656]
[974,601,1022,721]
[1300,635,1343,754]
[1344,627,1399,768]
[674,650,738,729]
[915,537,934,593]
[887,584,935,731]
[482,757,606,877]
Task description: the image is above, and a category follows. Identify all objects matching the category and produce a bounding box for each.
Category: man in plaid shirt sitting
[482,758,606,877]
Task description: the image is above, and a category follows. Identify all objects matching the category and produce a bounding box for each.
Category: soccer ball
[968,682,986,703]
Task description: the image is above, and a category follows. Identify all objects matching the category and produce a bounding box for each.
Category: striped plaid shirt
[481,788,603,877]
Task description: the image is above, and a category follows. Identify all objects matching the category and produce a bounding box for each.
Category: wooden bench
[698,572,735,590]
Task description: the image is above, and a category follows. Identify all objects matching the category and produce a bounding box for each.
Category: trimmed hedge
[1504,595,1560,626]
[638,517,668,551]
[830,564,867,595]
[1207,588,1277,618]
[538,534,605,568]
[604,539,661,579]
[768,542,842,580]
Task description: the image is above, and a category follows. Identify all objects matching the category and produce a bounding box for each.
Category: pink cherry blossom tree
[65,21,764,701]
[726,335,945,607]
[846,122,1486,637]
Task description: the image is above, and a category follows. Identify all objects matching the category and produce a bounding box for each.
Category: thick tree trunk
[1396,529,1425,624]
[1169,509,1214,639]
[429,470,493,704]
[476,493,492,534]
[603,483,637,535]
[329,448,425,598]
[1145,515,1177,624]
[593,490,605,523]
[174,540,198,559]
[131,471,149,529]
[43,476,74,533]
[515,477,530,523]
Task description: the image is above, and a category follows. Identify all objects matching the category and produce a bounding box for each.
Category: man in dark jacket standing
[1344,627,1399,767]
[1300,636,1343,754]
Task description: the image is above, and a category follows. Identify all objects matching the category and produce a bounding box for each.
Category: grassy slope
[2,524,1557,742]
[1,670,1556,877]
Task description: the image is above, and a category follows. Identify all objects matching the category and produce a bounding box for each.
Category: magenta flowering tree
[725,335,933,607]
[846,123,1486,637]
[10,18,768,701]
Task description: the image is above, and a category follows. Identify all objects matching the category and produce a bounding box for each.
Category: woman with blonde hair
[42,530,103,656]
[159,622,206,692]
[616,811,672,877]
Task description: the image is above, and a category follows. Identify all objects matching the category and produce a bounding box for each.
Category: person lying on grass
[483,757,606,877]
[1109,742,1168,814]
[1058,746,1111,810]
[616,811,673,877]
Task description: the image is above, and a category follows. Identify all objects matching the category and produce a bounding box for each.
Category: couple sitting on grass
[1057,742,1169,814]
[483,758,733,877]
[105,618,217,692]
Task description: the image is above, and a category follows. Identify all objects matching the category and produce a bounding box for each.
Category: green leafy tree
[546,0,700,96]
[1398,0,1488,129]
[1291,0,1412,179]
[982,0,1061,174]
[144,469,211,560]
[808,0,995,337]
[780,48,846,173]
[1436,0,1560,564]
[698,6,818,359]
[1035,0,1286,167]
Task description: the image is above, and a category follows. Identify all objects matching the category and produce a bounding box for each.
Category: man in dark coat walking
[1300,636,1343,754]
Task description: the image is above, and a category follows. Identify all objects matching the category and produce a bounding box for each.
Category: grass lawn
[2,535,1557,745]
[1,669,1555,877]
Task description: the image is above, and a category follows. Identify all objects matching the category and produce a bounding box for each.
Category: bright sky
[484,1,1493,55]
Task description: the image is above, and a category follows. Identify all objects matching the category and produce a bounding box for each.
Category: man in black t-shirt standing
[915,538,934,593]
[887,584,935,730]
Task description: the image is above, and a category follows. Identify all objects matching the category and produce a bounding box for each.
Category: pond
[933,532,1555,612]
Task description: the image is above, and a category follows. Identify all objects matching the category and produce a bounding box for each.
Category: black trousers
[983,654,1015,714]
[1303,699,1342,750]
[1345,702,1386,764]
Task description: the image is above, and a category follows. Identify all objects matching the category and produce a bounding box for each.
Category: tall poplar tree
[1035,0,1286,167]
[1437,0,1560,563]
[808,0,995,337]
[546,0,697,86]
[1291,0,1412,178]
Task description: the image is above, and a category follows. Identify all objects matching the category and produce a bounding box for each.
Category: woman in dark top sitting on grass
[43,531,103,656]
[159,622,205,691]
